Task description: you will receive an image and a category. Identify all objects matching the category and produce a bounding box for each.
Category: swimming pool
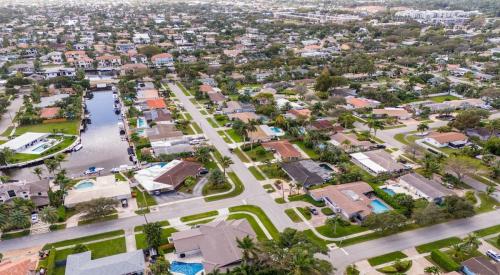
[370,199,390,214]
[269,127,285,136]
[382,188,396,196]
[170,261,204,275]
[137,117,148,128]
[74,180,95,190]
[31,144,49,153]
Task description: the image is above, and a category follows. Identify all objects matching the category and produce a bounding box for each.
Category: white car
[31,213,38,223]
[486,250,500,262]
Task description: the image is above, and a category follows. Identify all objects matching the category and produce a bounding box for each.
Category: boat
[84,167,104,175]
[73,144,83,152]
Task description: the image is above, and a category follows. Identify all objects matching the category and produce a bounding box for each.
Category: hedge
[46,248,57,275]
[430,250,460,272]
[372,186,401,210]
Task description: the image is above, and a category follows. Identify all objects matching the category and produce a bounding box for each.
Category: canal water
[4,91,131,181]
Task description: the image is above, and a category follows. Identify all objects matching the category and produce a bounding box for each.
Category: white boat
[73,144,83,152]
[84,167,104,175]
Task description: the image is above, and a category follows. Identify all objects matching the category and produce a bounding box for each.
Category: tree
[208,169,226,187]
[417,122,429,134]
[486,186,495,196]
[144,222,162,249]
[424,266,441,275]
[413,203,447,226]
[75,198,118,220]
[338,112,355,128]
[39,206,59,224]
[362,211,407,234]
[449,243,467,261]
[314,69,333,93]
[365,116,384,136]
[32,167,44,180]
[9,209,31,229]
[150,257,172,275]
[236,236,260,263]
[71,244,88,254]
[220,156,233,177]
[445,156,481,183]
[450,109,489,131]
[462,233,480,252]
[394,194,415,217]
[44,159,59,176]
[0,148,14,165]
[444,195,475,219]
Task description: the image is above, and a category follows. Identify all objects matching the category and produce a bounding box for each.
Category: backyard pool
[269,127,285,136]
[74,180,95,190]
[137,117,148,128]
[170,261,204,275]
[382,187,396,196]
[31,144,50,153]
[370,199,390,214]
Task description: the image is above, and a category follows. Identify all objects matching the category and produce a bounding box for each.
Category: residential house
[285,108,312,120]
[120,63,148,76]
[40,107,61,119]
[372,108,412,120]
[345,96,380,109]
[222,101,255,114]
[134,160,203,193]
[170,220,256,273]
[227,112,259,123]
[424,132,468,148]
[397,173,453,203]
[146,124,184,142]
[96,55,122,68]
[0,132,50,153]
[461,256,500,275]
[64,175,131,208]
[42,67,76,79]
[308,119,342,133]
[151,53,174,67]
[133,33,150,44]
[136,89,160,101]
[150,160,203,190]
[144,109,172,124]
[465,128,499,141]
[207,92,226,106]
[65,250,145,275]
[281,160,333,188]
[262,140,302,161]
[0,179,50,208]
[145,98,167,110]
[350,150,406,175]
[330,132,373,152]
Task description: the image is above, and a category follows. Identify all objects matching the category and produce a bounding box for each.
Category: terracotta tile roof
[0,259,37,275]
[151,53,173,61]
[427,132,468,144]
[288,108,311,118]
[146,98,166,109]
[199,84,214,93]
[262,140,302,159]
[40,107,60,119]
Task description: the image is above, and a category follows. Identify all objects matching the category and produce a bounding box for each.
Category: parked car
[486,250,500,262]
[308,207,319,215]
[121,199,128,208]
[31,213,38,223]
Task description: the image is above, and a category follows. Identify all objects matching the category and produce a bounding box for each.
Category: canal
[5,90,131,181]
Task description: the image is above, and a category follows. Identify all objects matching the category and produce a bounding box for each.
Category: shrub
[159,243,175,253]
[376,260,412,274]
[321,207,334,216]
[372,187,401,210]
[430,250,460,272]
[56,206,66,222]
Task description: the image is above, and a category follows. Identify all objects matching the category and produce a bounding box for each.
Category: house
[465,127,499,141]
[199,84,215,93]
[262,140,302,161]
[120,63,149,76]
[227,112,259,123]
[170,220,256,273]
[397,173,453,203]
[146,124,183,142]
[143,109,172,124]
[0,258,37,275]
[330,132,373,152]
[309,181,389,221]
[0,179,50,207]
[65,250,145,275]
[461,256,500,275]
[247,126,271,143]
[133,33,150,44]
[42,67,76,79]
[308,119,342,133]
[222,101,255,114]
[207,92,226,106]
[0,132,50,153]
[350,150,406,175]
[151,53,174,67]
[372,108,412,120]
[134,160,203,193]
[424,132,468,148]
[145,98,167,110]
[40,107,61,119]
[281,160,333,188]
[151,140,194,156]
[136,89,159,101]
[96,55,122,67]
[285,108,312,120]
[345,97,380,109]
[64,175,131,208]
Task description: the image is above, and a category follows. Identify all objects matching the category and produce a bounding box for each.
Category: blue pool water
[170,261,204,275]
[370,199,390,214]
[270,127,284,135]
[32,144,49,153]
[382,188,396,196]
[74,181,94,190]
[137,117,148,128]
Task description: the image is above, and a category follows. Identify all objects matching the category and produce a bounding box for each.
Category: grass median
[229,205,279,239]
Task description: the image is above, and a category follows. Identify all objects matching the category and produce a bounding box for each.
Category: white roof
[0,132,49,151]
[64,175,131,207]
[350,152,387,173]
[134,159,182,192]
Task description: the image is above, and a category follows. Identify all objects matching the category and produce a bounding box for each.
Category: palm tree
[417,122,429,134]
[486,186,495,196]
[0,148,14,165]
[450,244,467,261]
[44,159,59,177]
[275,180,284,199]
[39,206,59,225]
[194,146,211,164]
[32,167,44,180]
[236,236,261,263]
[295,182,304,195]
[54,154,66,169]
[275,114,287,129]
[289,182,295,196]
[463,233,481,252]
[424,266,441,275]
[338,112,355,128]
[246,120,258,150]
[10,209,30,229]
[220,156,233,177]
[365,116,384,136]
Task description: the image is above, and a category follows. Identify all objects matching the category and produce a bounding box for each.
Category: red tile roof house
[262,140,302,162]
[151,53,174,67]
[423,132,468,148]
[146,98,167,110]
[285,108,312,120]
[307,119,343,132]
[207,92,226,106]
[372,108,412,120]
[40,107,61,119]
[199,84,215,93]
[96,54,122,67]
[345,96,380,109]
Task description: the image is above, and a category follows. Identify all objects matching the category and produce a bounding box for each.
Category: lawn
[474,224,500,237]
[1,126,13,136]
[135,228,178,249]
[288,194,325,207]
[202,181,231,196]
[1,230,30,240]
[258,163,287,179]
[487,237,500,249]
[429,95,459,103]
[192,122,203,134]
[248,166,265,180]
[226,129,244,143]
[180,210,219,222]
[297,207,312,220]
[9,136,76,163]
[208,118,219,128]
[292,141,318,159]
[302,229,334,250]
[177,82,191,96]
[227,213,268,241]
[475,192,500,214]
[204,172,244,201]
[284,209,302,223]
[183,113,193,120]
[315,223,368,238]
[78,213,118,225]
[243,145,275,162]
[42,230,125,250]
[133,187,157,208]
[15,120,80,135]
[134,221,170,232]
[114,173,126,181]
[415,237,462,253]
[233,148,250,162]
[229,205,279,239]
[368,251,408,266]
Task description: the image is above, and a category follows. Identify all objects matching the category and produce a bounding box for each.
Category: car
[31,213,38,223]
[486,250,500,262]
[308,207,319,215]
[121,199,128,208]
[199,168,209,175]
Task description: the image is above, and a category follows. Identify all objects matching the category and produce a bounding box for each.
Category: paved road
[0,96,23,136]
[330,209,500,274]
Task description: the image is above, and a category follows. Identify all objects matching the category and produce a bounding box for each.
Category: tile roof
[262,140,302,159]
[40,107,60,119]
[427,132,467,144]
[146,98,166,109]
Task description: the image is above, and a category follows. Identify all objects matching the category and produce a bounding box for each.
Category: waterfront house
[0,132,50,153]
[0,179,50,208]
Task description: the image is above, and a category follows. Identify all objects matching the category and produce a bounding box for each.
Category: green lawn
[135,228,178,249]
[474,224,500,237]
[243,145,275,162]
[177,82,191,96]
[134,221,170,232]
[186,218,216,226]
[429,95,459,103]
[285,209,302,223]
[1,230,30,240]
[1,126,13,137]
[183,113,193,120]
[208,118,219,128]
[114,173,126,181]
[180,211,219,222]
[248,166,265,180]
[192,122,203,134]
[9,136,76,163]
[288,194,325,207]
[258,164,287,179]
[292,141,318,158]
[133,187,157,208]
[297,207,312,220]
[226,129,243,143]
[475,192,500,213]
[204,172,245,202]
[486,237,500,249]
[302,229,334,250]
[315,223,368,238]
[42,230,124,250]
[233,148,250,162]
[227,213,268,241]
[415,237,462,253]
[229,205,279,239]
[368,251,408,266]
[78,214,118,225]
[15,120,80,135]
